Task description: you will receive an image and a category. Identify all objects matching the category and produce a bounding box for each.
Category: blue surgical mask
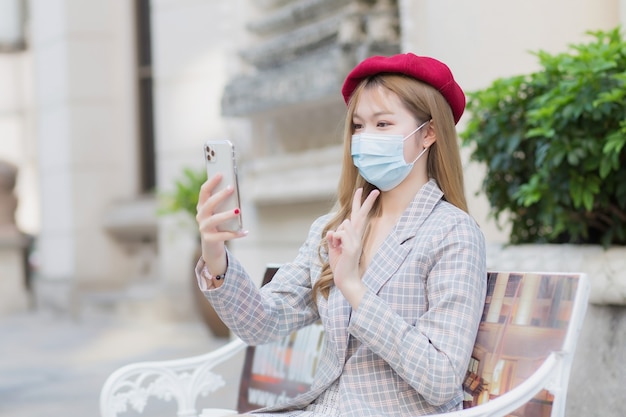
[351,120,430,191]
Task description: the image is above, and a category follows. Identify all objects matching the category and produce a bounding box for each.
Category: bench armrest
[99,338,247,417]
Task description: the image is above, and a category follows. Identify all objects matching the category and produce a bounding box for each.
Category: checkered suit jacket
[202,179,487,416]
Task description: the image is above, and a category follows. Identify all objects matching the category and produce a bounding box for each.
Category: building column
[29,0,137,311]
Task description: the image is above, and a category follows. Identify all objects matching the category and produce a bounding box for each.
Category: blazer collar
[395,178,444,242]
[362,179,444,294]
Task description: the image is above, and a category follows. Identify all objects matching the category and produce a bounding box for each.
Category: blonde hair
[312,74,468,302]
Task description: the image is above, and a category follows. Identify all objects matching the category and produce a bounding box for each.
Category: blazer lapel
[362,179,443,295]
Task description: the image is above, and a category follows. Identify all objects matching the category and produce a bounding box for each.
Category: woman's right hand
[326,187,379,309]
[196,173,247,275]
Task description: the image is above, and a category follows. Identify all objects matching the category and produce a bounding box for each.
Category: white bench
[100,268,589,417]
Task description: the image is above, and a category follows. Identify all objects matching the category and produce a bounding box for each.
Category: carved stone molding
[247,0,352,36]
[222,42,398,117]
[253,0,297,10]
[223,46,343,116]
[102,197,158,248]
[222,0,400,117]
[240,14,344,69]
[241,145,343,205]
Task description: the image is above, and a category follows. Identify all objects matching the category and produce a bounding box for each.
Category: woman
[195,53,487,416]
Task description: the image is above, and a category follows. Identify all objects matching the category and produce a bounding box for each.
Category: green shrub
[159,167,206,218]
[462,27,626,247]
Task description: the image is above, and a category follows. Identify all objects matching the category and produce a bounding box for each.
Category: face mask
[351,120,430,191]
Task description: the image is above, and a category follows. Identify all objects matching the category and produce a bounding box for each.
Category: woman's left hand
[327,188,379,308]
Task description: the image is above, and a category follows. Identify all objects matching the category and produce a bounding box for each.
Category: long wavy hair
[312,73,468,302]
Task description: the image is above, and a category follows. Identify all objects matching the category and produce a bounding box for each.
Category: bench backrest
[237,265,326,412]
[463,271,587,415]
[236,269,588,415]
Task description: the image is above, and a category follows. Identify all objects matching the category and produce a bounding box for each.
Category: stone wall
[567,303,624,416]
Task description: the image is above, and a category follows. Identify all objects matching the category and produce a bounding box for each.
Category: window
[135,0,156,192]
[0,0,27,52]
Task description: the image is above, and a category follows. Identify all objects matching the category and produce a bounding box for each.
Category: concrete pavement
[0,309,240,417]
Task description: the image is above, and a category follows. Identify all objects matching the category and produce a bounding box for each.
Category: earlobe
[425,121,437,146]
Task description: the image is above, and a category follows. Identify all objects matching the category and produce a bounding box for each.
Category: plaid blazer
[203,179,487,416]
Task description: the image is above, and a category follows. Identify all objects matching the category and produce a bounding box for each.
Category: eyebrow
[353,110,395,119]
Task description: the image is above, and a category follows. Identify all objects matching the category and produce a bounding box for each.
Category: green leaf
[158,166,207,217]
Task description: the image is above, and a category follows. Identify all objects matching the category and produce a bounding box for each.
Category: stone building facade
[0,0,621,310]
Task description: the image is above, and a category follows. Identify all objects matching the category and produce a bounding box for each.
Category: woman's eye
[377,122,389,127]
[353,123,363,130]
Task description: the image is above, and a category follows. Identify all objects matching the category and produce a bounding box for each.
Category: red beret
[341,53,465,124]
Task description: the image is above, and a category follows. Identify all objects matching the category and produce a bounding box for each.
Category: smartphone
[204,139,243,232]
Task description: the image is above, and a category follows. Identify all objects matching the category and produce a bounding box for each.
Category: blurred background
[0,0,624,416]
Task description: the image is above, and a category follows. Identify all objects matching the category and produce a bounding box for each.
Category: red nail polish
[234,208,240,215]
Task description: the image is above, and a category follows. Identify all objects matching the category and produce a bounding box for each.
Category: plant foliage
[461,27,626,247]
[159,167,206,218]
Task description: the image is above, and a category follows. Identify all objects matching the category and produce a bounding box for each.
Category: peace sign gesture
[326,188,380,308]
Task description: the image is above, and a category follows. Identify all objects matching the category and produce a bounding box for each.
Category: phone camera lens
[205,146,216,161]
